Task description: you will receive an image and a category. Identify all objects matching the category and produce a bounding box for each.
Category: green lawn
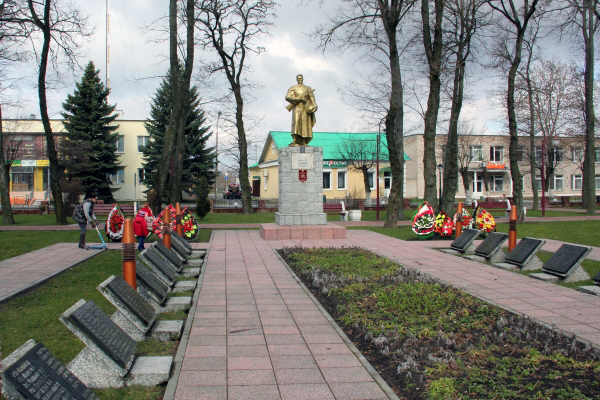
[0,229,212,261]
[0,250,193,399]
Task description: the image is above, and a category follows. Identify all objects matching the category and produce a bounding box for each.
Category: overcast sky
[2,0,579,165]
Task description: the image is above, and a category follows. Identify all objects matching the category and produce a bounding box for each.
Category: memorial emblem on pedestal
[298,170,307,182]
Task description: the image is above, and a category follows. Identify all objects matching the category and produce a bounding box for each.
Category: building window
[137,136,150,153]
[572,147,583,161]
[337,170,347,190]
[595,147,600,161]
[470,146,483,161]
[596,174,600,190]
[490,146,503,162]
[264,176,268,190]
[116,135,125,153]
[367,172,376,191]
[535,146,543,163]
[535,175,542,191]
[572,174,582,190]
[110,168,125,185]
[384,171,391,189]
[553,147,564,162]
[491,175,503,192]
[553,175,564,191]
[517,146,525,162]
[323,171,332,190]
[138,168,152,184]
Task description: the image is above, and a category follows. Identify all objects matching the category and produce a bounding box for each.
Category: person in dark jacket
[72,193,98,249]
[133,210,150,250]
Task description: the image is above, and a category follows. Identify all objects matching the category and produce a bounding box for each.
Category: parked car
[224,184,242,199]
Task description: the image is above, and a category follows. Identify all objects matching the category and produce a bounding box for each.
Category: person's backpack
[72,201,88,224]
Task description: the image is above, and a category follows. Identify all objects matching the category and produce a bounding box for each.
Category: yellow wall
[35,167,44,191]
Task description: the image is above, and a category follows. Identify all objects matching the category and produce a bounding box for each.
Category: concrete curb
[0,248,106,305]
[274,249,400,400]
[163,247,209,400]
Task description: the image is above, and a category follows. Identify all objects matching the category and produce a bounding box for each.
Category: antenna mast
[106,0,110,102]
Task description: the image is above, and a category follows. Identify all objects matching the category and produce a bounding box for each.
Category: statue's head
[296,74,303,84]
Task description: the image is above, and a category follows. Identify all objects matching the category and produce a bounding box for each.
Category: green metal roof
[268,131,409,161]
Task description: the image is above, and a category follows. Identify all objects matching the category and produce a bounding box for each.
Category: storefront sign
[487,162,506,169]
[37,160,50,167]
[323,160,347,168]
[21,160,36,167]
[11,160,21,166]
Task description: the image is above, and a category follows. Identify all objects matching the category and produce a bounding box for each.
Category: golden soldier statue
[285,74,318,146]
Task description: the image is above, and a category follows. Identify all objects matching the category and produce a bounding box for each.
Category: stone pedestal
[275,146,327,226]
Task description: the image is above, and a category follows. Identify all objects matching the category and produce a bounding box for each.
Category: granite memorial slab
[169,239,190,260]
[139,249,178,286]
[440,229,480,255]
[98,276,184,341]
[1,340,99,400]
[578,271,600,296]
[493,237,545,271]
[530,243,591,283]
[152,243,183,272]
[154,242,186,270]
[136,261,168,304]
[60,300,136,388]
[464,232,508,263]
[171,232,192,254]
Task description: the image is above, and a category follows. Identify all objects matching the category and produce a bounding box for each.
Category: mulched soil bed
[279,247,600,399]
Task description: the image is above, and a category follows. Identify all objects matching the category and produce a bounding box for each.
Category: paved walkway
[0,243,104,302]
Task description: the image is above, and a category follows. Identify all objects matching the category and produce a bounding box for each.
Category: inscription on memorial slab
[171,232,192,253]
[543,244,591,277]
[154,244,183,269]
[145,250,177,282]
[291,153,314,170]
[3,343,99,400]
[106,277,156,327]
[136,262,168,303]
[450,229,480,252]
[474,232,508,258]
[69,301,136,369]
[505,238,544,266]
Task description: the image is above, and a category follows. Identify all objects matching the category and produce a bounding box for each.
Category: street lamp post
[215,112,221,202]
[437,164,443,210]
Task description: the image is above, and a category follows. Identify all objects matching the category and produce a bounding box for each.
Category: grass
[0,229,211,261]
[0,250,186,399]
[281,247,600,399]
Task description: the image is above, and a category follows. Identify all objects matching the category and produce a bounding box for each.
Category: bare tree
[150,0,196,214]
[0,105,15,223]
[559,0,598,213]
[335,134,378,200]
[194,0,276,214]
[2,0,91,224]
[314,0,417,227]
[421,0,446,206]
[440,0,488,214]
[489,0,542,221]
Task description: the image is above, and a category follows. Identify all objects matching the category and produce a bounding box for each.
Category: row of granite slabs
[0,232,206,398]
[441,228,594,285]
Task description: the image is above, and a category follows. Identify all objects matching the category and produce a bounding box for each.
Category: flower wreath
[137,204,155,237]
[151,204,177,239]
[181,207,199,241]
[105,204,125,241]
[473,205,496,235]
[434,210,454,237]
[453,208,472,231]
[412,201,436,239]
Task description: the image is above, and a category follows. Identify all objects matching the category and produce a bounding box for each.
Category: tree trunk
[583,0,596,214]
[37,1,67,225]
[362,166,372,201]
[152,0,181,214]
[384,19,404,228]
[442,43,465,215]
[421,0,444,206]
[460,169,470,203]
[233,86,253,214]
[507,30,525,221]
[169,0,196,205]
[0,105,15,224]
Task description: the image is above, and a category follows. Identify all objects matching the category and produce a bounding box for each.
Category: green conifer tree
[61,61,120,201]
[142,71,215,201]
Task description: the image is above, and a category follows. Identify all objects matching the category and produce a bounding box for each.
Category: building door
[252,179,261,196]
[472,173,483,198]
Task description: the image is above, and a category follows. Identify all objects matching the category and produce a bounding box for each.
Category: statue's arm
[285,87,299,103]
[308,91,318,113]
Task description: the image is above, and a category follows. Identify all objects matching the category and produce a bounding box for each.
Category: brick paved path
[0,243,105,302]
